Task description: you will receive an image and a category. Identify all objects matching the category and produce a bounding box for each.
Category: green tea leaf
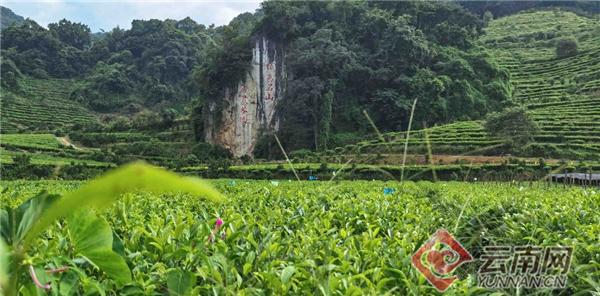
[0,191,59,245]
[0,238,8,292]
[24,162,225,246]
[166,269,195,296]
[281,266,296,284]
[68,211,132,284]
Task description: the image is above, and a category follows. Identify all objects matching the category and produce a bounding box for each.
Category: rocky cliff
[204,36,285,157]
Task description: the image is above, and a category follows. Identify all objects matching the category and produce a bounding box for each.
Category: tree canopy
[199,1,514,152]
[484,107,539,148]
[2,1,521,154]
[1,16,216,113]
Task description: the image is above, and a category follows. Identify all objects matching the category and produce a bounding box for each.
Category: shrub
[555,38,578,59]
[483,11,494,25]
[184,154,200,166]
[53,128,66,137]
[192,143,231,162]
[289,149,313,161]
[485,107,539,148]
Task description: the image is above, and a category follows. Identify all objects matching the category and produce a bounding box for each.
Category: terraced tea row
[508,49,600,104]
[483,9,600,159]
[1,78,97,131]
[0,148,111,167]
[319,121,504,157]
[1,133,63,151]
[481,10,600,63]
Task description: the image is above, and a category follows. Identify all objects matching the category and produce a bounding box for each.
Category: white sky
[2,0,262,32]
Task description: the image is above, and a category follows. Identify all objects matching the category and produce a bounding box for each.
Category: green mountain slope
[484,10,600,158]
[0,6,24,29]
[0,78,97,133]
[324,9,600,161]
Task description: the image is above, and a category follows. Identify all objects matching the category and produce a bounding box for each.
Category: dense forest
[1,15,219,113]
[1,1,598,155]
[200,1,514,152]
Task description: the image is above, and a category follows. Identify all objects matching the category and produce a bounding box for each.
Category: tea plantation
[0,78,96,133]
[0,179,598,294]
[330,10,600,161]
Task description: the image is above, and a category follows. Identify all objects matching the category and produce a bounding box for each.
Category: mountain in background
[458,0,600,17]
[0,6,24,29]
[0,1,599,163]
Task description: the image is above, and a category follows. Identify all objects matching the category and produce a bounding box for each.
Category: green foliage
[478,9,600,159]
[459,1,600,18]
[166,270,195,295]
[1,134,61,151]
[70,62,135,112]
[485,107,539,148]
[324,9,600,161]
[67,211,132,284]
[0,77,97,132]
[1,16,213,113]
[556,37,578,58]
[192,142,231,162]
[0,162,224,294]
[0,238,7,289]
[2,180,599,294]
[483,11,494,25]
[0,191,59,246]
[48,19,91,50]
[1,19,91,78]
[0,6,24,29]
[27,162,224,243]
[0,56,22,90]
[257,1,512,151]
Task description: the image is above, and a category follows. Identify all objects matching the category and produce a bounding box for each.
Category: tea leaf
[0,192,59,245]
[68,211,132,284]
[166,269,195,296]
[24,162,225,246]
[0,238,8,292]
[280,266,296,284]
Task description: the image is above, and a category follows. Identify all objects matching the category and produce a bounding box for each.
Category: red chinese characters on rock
[265,63,275,101]
[238,85,249,125]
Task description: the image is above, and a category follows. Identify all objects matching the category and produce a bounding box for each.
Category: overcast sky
[2,0,262,32]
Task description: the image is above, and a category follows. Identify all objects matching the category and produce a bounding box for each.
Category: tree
[132,111,162,129]
[318,90,334,150]
[555,38,578,59]
[483,11,494,26]
[0,56,22,90]
[160,108,177,127]
[1,6,24,29]
[409,68,447,125]
[48,19,91,50]
[485,107,539,148]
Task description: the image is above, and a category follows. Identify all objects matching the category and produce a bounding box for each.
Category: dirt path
[57,136,84,151]
[350,153,562,165]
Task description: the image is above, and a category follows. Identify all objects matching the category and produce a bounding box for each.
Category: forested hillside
[1,12,217,117]
[2,4,600,294]
[0,6,23,29]
[197,1,513,154]
[1,2,599,168]
[323,9,600,162]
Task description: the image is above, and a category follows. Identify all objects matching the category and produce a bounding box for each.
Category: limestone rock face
[205,36,285,157]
